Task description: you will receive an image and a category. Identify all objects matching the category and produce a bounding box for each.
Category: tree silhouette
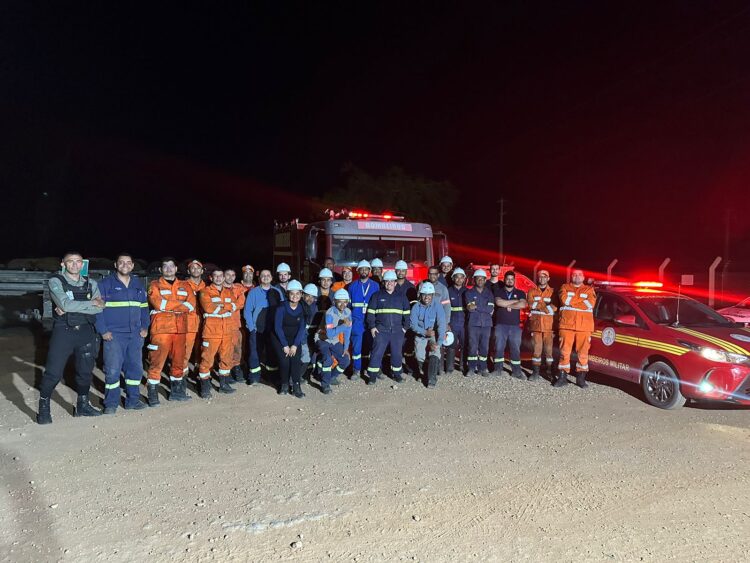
[320,164,457,225]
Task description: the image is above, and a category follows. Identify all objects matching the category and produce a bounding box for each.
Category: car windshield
[331,236,429,268]
[634,295,735,327]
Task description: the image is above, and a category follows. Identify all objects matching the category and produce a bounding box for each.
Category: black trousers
[272,336,302,387]
[40,323,99,399]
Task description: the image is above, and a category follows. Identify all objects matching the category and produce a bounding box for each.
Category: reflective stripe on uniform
[183,301,195,312]
[159,299,167,310]
[147,344,159,350]
[105,382,119,390]
[202,341,210,347]
[218,369,231,375]
[559,306,592,313]
[125,378,141,386]
[105,301,146,308]
[160,290,172,295]
[564,292,574,306]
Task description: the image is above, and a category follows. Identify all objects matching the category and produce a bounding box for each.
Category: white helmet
[473,269,487,278]
[452,267,466,278]
[303,283,318,297]
[443,331,455,347]
[395,260,408,270]
[276,262,291,274]
[370,258,383,268]
[357,260,371,270]
[333,289,350,301]
[439,256,453,265]
[382,270,397,281]
[287,279,303,291]
[318,268,333,279]
[420,282,436,295]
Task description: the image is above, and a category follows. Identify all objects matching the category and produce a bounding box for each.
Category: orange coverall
[229,282,248,368]
[147,278,196,384]
[198,285,238,380]
[526,285,556,367]
[183,278,205,375]
[557,283,596,373]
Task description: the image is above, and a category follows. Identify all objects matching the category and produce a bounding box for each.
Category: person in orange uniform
[240,264,255,291]
[332,266,353,292]
[526,270,556,381]
[146,257,196,405]
[555,268,596,388]
[224,268,249,383]
[197,268,239,398]
[183,259,206,379]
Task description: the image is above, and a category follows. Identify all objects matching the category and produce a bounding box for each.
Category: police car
[588,281,750,409]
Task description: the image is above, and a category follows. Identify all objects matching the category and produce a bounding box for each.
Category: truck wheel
[641,361,686,409]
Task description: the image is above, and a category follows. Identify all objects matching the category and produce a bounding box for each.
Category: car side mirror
[614,314,637,327]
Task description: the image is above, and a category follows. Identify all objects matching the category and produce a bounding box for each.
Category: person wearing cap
[556,269,596,388]
[463,269,495,376]
[241,265,255,290]
[197,268,239,398]
[183,259,206,379]
[272,280,307,398]
[526,269,557,381]
[300,283,321,382]
[446,267,468,374]
[370,258,384,284]
[332,266,353,292]
[224,268,249,383]
[317,288,353,393]
[366,270,411,384]
[348,260,379,377]
[410,282,446,388]
[438,256,453,287]
[317,268,334,311]
[492,270,528,379]
[243,269,276,384]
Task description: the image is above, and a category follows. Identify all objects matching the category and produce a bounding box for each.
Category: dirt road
[1,326,749,562]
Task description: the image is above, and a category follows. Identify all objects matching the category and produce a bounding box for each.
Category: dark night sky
[2,2,750,271]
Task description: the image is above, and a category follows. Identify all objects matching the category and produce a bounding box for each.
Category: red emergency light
[595,280,663,288]
[348,210,404,221]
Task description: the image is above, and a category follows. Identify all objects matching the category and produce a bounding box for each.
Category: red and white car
[588,282,750,409]
[717,297,750,327]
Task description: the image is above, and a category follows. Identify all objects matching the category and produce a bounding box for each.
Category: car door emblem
[602,327,616,346]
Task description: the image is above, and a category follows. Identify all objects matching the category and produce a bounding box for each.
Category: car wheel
[641,361,686,409]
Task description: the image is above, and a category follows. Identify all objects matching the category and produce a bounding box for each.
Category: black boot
[147,384,161,407]
[293,382,305,398]
[427,356,438,389]
[37,397,52,425]
[553,370,569,387]
[529,364,541,382]
[278,383,289,395]
[576,371,589,389]
[367,371,379,385]
[231,365,244,383]
[219,376,236,394]
[75,395,102,417]
[199,378,213,399]
[544,363,553,380]
[169,379,190,401]
[417,361,424,383]
[445,348,455,374]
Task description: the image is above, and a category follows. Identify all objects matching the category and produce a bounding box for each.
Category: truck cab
[273,210,448,283]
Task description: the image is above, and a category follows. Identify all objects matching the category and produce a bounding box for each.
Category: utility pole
[497,198,505,265]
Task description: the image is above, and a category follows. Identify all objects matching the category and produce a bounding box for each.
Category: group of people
[36,251,596,425]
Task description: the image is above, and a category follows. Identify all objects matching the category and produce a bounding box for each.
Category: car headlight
[678,340,750,365]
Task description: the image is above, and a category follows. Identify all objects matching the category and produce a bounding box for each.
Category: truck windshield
[633,295,734,327]
[331,237,428,267]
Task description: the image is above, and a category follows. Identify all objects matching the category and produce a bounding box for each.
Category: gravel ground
[1,327,749,562]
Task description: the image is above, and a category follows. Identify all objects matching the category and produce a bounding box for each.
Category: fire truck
[273,209,448,282]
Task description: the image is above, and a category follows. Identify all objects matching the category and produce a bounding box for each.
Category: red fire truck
[273,209,448,283]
